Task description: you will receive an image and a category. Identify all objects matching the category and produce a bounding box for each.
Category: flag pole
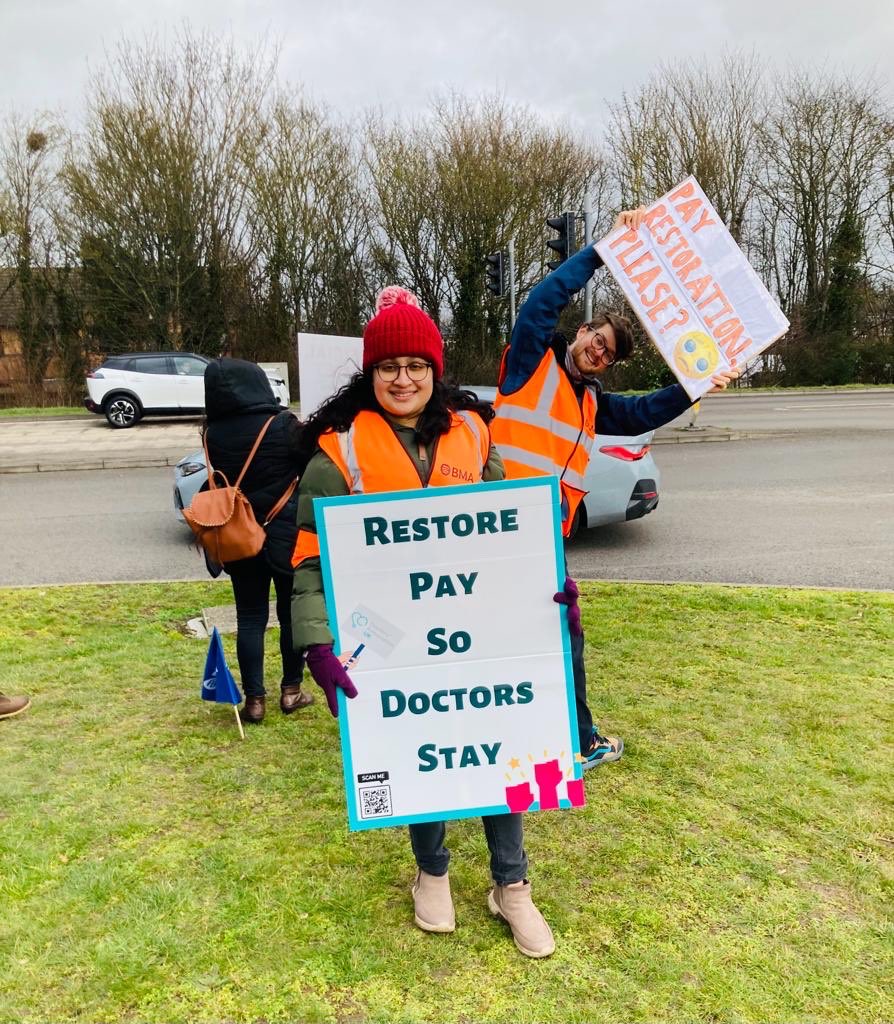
[234,704,245,740]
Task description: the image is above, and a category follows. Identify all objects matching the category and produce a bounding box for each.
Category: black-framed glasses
[374,360,433,383]
[583,326,616,366]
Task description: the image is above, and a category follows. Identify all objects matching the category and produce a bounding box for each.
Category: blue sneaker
[581,730,624,771]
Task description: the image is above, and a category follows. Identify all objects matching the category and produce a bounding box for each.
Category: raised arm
[595,370,739,436]
[500,246,604,395]
[595,385,691,436]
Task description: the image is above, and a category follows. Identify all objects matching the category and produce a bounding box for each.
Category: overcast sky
[2,0,892,134]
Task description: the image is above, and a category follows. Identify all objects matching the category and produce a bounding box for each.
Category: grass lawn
[1,581,891,1024]
[0,406,87,417]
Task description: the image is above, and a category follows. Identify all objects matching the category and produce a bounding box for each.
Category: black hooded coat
[203,358,303,574]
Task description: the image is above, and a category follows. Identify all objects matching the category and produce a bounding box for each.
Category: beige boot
[411,870,456,933]
[487,881,555,958]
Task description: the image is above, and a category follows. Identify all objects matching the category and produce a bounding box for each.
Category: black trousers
[563,553,595,749]
[228,555,304,698]
[571,628,594,749]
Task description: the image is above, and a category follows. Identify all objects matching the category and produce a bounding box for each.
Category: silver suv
[84,352,289,428]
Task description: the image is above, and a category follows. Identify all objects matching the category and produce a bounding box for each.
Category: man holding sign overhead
[493,207,739,771]
[290,287,577,958]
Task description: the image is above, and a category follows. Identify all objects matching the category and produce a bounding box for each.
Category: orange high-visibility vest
[291,409,490,566]
[492,348,596,537]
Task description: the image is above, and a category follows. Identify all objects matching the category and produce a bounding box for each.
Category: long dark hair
[296,370,494,472]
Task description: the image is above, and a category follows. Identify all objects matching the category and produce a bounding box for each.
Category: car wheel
[104,393,142,428]
[567,505,585,541]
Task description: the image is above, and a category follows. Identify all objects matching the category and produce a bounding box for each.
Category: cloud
[2,0,890,130]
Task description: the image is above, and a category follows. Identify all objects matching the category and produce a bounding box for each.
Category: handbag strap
[202,415,278,492]
[203,415,296,522]
[201,432,223,491]
[262,476,299,527]
[234,416,277,489]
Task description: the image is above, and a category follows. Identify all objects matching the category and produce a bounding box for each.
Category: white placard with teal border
[314,477,583,832]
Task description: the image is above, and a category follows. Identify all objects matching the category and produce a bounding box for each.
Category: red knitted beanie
[363,287,444,379]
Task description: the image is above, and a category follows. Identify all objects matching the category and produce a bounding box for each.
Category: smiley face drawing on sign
[673,330,720,380]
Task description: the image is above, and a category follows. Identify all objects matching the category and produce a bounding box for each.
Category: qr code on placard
[359,785,393,819]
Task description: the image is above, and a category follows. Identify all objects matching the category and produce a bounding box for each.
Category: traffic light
[546,212,577,271]
[485,251,506,297]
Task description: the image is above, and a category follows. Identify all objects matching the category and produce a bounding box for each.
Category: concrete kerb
[7,385,887,475]
[0,414,204,475]
[654,427,793,445]
[197,601,278,639]
[0,455,180,473]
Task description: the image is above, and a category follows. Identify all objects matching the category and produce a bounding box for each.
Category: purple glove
[305,644,359,717]
[553,575,583,637]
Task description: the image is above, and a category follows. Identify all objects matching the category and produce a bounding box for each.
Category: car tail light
[599,444,651,462]
[86,370,104,379]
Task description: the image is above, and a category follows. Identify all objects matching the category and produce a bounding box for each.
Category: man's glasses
[374,360,433,383]
[583,325,616,366]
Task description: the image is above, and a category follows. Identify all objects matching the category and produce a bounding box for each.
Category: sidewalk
[0,411,769,474]
[0,415,205,473]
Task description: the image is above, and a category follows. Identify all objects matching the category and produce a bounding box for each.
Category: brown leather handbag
[183,416,298,565]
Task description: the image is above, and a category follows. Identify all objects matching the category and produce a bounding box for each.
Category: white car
[85,352,289,428]
[173,385,660,534]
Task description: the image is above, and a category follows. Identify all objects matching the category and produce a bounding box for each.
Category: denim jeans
[409,813,527,885]
[228,555,304,697]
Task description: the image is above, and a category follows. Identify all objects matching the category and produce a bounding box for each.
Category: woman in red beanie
[288,288,557,958]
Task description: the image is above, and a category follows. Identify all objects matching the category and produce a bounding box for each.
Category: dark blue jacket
[500,246,693,434]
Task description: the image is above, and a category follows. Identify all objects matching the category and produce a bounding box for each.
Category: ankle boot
[411,870,456,933]
[0,693,30,720]
[239,695,265,724]
[280,684,315,714]
[487,880,555,958]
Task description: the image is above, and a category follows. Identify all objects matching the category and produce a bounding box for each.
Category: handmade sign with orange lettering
[596,177,789,399]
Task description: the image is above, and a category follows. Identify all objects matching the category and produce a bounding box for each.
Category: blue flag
[201,627,242,705]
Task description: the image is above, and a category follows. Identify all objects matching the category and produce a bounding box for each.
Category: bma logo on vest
[439,462,474,482]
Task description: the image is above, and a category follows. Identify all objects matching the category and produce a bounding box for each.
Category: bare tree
[368,94,606,378]
[4,30,888,398]
[0,114,68,396]
[63,29,275,355]
[241,93,371,356]
[755,69,891,333]
[607,52,767,245]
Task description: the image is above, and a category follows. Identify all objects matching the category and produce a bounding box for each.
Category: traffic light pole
[546,212,576,272]
[583,195,594,322]
[508,238,517,330]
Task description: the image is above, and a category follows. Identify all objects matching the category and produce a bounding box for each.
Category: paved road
[1,389,891,473]
[0,415,205,472]
[1,389,890,589]
[1,467,207,587]
[2,430,891,590]
[567,433,893,590]
[664,388,894,433]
